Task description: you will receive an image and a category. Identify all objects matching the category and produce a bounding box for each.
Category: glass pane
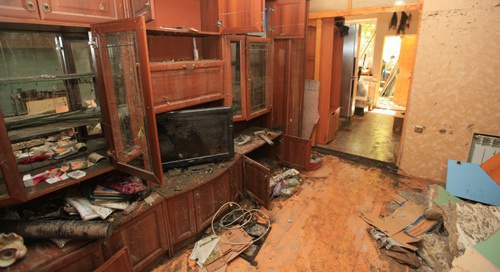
[105,31,153,172]
[230,41,242,116]
[0,31,104,186]
[248,42,267,112]
[0,32,66,118]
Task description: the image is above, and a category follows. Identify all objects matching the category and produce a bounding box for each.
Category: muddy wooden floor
[153,155,429,272]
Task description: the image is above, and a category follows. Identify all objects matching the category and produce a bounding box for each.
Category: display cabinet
[225,35,272,121]
[0,0,126,26]
[145,0,264,34]
[0,30,112,208]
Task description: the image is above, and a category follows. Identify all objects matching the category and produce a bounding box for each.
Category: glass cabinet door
[228,36,246,121]
[92,17,162,184]
[246,37,272,119]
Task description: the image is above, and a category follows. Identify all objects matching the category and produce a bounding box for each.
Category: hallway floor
[317,108,402,164]
[153,155,429,272]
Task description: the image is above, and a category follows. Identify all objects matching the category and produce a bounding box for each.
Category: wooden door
[245,37,272,120]
[95,247,133,272]
[229,155,243,201]
[280,134,311,171]
[91,17,163,184]
[0,110,26,207]
[217,0,264,34]
[117,203,167,271]
[0,0,41,20]
[166,191,197,247]
[243,156,271,209]
[43,241,104,272]
[268,0,306,38]
[194,171,231,231]
[393,35,417,107]
[39,0,125,24]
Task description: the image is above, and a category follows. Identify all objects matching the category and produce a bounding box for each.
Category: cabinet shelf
[7,110,102,143]
[0,72,95,85]
[24,158,113,201]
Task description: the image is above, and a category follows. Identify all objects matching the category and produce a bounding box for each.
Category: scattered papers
[65,197,114,220]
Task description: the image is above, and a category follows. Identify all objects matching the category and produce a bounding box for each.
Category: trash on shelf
[233,134,252,146]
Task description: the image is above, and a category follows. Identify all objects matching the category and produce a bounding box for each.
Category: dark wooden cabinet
[7,240,104,272]
[243,155,272,208]
[316,18,344,144]
[267,0,307,38]
[0,0,125,26]
[45,241,104,272]
[145,0,264,34]
[194,170,231,231]
[165,190,197,250]
[101,195,168,272]
[229,155,243,201]
[236,128,310,209]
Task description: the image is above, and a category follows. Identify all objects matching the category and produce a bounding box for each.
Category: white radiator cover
[468,133,500,164]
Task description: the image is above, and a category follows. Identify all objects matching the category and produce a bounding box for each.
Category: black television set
[156,106,234,169]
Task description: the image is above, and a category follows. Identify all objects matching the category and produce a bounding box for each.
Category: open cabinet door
[91,17,163,184]
[243,156,271,209]
[280,134,311,171]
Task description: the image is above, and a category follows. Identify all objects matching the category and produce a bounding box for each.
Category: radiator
[468,133,500,164]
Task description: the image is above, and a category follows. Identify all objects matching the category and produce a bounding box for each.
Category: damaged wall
[398,0,500,182]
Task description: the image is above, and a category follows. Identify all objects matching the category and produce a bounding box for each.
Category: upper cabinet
[267,0,307,38]
[145,0,264,34]
[225,36,272,121]
[0,0,126,26]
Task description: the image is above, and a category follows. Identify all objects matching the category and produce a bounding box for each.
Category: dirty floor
[153,155,430,272]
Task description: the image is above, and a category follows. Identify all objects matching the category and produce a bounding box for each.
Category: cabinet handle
[268,27,275,33]
[195,192,200,199]
[99,1,105,11]
[269,7,276,13]
[42,3,50,13]
[182,64,196,71]
[145,1,151,11]
[26,1,36,11]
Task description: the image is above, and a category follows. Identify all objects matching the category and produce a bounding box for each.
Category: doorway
[316,21,417,165]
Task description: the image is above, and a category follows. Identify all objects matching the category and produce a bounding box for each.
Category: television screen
[156,106,234,169]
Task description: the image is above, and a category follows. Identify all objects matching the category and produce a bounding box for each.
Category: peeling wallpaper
[399,0,500,183]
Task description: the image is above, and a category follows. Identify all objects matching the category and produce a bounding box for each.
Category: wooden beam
[309,3,422,19]
[314,19,322,81]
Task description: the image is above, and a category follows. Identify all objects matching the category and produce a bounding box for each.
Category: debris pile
[189,202,271,271]
[362,184,500,271]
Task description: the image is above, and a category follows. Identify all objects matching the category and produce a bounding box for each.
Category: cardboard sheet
[361,201,436,251]
[480,153,500,186]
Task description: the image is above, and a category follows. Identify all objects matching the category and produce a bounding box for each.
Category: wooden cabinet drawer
[0,0,125,26]
[150,60,225,113]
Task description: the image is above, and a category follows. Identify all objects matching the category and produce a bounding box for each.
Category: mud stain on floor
[153,155,429,272]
